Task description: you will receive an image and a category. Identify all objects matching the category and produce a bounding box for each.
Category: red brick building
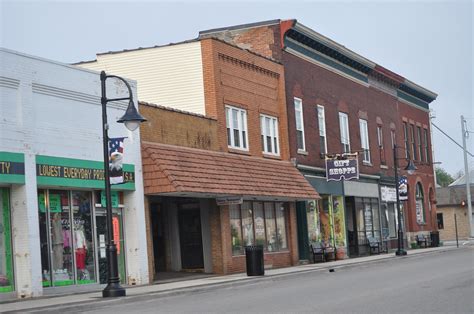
[200,19,438,257]
[79,38,319,279]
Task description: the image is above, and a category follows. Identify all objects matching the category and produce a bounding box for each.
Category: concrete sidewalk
[0,245,464,313]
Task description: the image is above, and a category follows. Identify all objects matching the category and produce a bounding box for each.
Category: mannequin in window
[74,223,87,270]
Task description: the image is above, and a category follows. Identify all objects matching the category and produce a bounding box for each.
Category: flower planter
[335,248,346,260]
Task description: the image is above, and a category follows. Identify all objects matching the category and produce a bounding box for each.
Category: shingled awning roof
[142,142,320,200]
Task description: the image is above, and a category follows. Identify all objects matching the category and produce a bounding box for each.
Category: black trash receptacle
[430,231,440,247]
[245,245,264,276]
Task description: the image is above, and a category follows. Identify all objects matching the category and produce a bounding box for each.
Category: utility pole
[461,115,473,237]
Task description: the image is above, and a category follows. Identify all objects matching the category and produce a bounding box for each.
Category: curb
[2,246,465,313]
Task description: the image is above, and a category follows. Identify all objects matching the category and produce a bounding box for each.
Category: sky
[1,0,473,176]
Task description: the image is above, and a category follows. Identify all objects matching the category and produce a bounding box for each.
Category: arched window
[415,183,425,224]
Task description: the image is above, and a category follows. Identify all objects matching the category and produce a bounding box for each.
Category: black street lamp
[393,144,417,256]
[100,71,146,297]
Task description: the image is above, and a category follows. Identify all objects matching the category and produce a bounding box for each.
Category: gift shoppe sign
[326,155,359,182]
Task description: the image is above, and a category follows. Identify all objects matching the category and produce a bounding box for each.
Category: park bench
[367,236,382,255]
[416,234,432,248]
[310,241,336,263]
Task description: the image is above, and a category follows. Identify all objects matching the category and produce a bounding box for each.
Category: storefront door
[96,208,126,284]
[178,207,204,269]
[0,188,13,293]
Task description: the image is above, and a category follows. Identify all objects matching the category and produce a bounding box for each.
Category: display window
[38,189,96,287]
[0,188,14,293]
[230,201,288,255]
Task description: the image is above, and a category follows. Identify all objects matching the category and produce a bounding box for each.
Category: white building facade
[0,48,149,300]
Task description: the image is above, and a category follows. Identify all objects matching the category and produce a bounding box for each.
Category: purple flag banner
[326,156,359,182]
[108,137,126,185]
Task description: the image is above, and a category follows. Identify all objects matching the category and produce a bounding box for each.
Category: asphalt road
[84,248,473,313]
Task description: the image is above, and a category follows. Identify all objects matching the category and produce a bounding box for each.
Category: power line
[432,122,474,157]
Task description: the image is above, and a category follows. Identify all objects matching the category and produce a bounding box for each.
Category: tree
[436,167,454,187]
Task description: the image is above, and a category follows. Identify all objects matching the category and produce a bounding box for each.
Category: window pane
[230,205,243,255]
[387,203,397,238]
[307,201,320,243]
[241,202,254,246]
[371,199,380,238]
[241,111,246,149]
[297,131,304,150]
[264,203,277,251]
[49,190,74,286]
[253,202,265,247]
[275,203,287,249]
[38,189,51,287]
[72,191,95,283]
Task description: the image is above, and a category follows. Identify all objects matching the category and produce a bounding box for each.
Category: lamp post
[393,144,417,256]
[100,71,146,297]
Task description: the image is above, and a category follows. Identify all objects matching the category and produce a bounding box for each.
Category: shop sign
[398,176,408,201]
[38,193,62,213]
[381,186,397,202]
[36,155,135,190]
[0,152,25,184]
[326,156,359,182]
[100,191,120,208]
[216,196,243,206]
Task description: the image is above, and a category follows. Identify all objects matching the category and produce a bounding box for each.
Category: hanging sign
[109,137,126,185]
[326,155,359,182]
[216,196,243,206]
[399,176,408,201]
[381,186,397,202]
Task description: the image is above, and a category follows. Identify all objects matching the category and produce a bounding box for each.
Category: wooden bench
[367,236,381,255]
[416,234,432,248]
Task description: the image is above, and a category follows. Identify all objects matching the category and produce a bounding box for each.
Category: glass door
[0,188,13,293]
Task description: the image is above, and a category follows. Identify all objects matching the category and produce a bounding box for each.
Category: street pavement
[2,245,473,313]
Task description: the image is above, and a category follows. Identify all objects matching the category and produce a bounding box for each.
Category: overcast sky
[1,0,473,176]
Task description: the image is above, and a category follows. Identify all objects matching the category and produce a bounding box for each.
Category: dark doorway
[345,197,359,257]
[151,203,166,273]
[178,207,204,269]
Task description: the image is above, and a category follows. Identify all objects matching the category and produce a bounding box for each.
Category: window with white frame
[339,112,350,153]
[359,119,371,163]
[225,105,248,150]
[317,105,327,155]
[294,98,306,151]
[260,114,279,155]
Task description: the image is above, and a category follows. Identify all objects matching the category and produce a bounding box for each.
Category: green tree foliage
[436,167,454,187]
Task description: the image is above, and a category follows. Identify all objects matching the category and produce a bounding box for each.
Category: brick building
[199,19,438,257]
[78,38,319,279]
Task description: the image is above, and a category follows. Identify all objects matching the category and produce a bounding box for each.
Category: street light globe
[405,159,417,175]
[124,120,140,132]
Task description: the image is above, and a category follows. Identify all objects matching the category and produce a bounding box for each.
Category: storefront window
[230,201,288,255]
[253,202,265,247]
[230,205,243,255]
[38,189,97,287]
[0,189,13,293]
[275,203,287,250]
[49,190,74,286]
[319,196,334,246]
[332,196,346,248]
[306,200,320,243]
[72,191,95,284]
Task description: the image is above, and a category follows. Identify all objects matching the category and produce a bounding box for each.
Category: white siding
[78,42,206,115]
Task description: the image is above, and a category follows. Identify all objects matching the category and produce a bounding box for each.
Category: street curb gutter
[2,246,463,313]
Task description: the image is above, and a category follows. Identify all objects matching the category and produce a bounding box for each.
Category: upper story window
[391,129,396,149]
[377,125,386,165]
[417,126,423,162]
[359,119,371,163]
[225,105,248,150]
[423,129,430,163]
[317,105,327,156]
[294,98,306,152]
[260,114,279,156]
[339,112,350,153]
[403,122,409,159]
[415,183,426,224]
[410,124,417,161]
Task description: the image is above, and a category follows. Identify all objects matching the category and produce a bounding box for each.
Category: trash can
[430,231,440,247]
[245,245,264,276]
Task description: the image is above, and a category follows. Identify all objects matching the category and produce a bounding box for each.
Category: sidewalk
[0,245,464,313]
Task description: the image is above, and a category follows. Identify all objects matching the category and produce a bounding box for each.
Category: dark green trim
[1,188,14,293]
[285,38,369,84]
[296,201,309,260]
[397,90,429,110]
[0,152,24,163]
